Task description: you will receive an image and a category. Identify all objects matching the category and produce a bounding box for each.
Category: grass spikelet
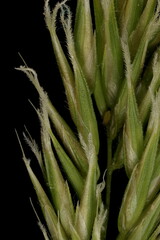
[126,193,160,240]
[122,39,143,176]
[74,135,98,240]
[101,0,123,108]
[16,131,67,240]
[38,96,75,237]
[74,0,95,91]
[93,0,107,116]
[60,2,100,154]
[109,2,160,139]
[118,92,160,233]
[17,65,88,175]
[44,0,77,125]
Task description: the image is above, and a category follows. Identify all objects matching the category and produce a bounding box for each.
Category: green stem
[105,135,113,228]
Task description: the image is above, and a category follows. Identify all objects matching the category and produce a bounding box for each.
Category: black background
[5,0,128,239]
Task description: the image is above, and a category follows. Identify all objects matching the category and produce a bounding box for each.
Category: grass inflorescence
[17,0,160,239]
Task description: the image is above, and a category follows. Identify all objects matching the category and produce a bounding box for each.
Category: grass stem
[105,135,113,230]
